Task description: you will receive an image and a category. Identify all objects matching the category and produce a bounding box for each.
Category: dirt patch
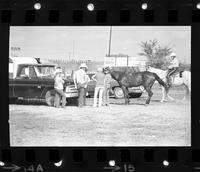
[9,87,191,146]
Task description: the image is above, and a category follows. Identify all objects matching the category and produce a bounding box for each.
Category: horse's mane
[148,66,165,72]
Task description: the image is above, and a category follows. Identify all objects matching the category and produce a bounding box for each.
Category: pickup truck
[9,57,78,106]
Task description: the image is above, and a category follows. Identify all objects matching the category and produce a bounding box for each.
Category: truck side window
[29,67,36,78]
[19,66,36,78]
[20,67,29,77]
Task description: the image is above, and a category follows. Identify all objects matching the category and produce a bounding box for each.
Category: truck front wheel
[113,87,124,99]
[45,89,56,106]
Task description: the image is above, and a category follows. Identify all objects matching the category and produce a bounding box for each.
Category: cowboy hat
[55,68,62,74]
[79,63,88,69]
[170,52,176,57]
[97,67,103,72]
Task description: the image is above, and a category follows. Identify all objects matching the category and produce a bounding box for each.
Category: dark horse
[107,68,168,105]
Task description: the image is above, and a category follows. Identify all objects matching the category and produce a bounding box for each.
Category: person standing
[166,52,180,86]
[73,63,90,107]
[103,67,112,106]
[92,67,105,107]
[54,68,66,108]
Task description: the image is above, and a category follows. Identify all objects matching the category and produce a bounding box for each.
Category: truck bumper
[65,92,78,98]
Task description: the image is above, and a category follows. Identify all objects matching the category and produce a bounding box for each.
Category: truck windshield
[35,66,55,78]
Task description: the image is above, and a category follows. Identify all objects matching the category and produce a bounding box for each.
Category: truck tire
[45,89,56,106]
[113,87,143,99]
[129,93,142,98]
[113,87,124,99]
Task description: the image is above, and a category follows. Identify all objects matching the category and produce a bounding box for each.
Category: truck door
[14,66,41,99]
[9,78,15,98]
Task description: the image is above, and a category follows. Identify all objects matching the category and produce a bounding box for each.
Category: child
[54,68,66,108]
[92,67,105,107]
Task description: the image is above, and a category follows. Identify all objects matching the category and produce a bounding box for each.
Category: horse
[107,68,168,105]
[147,66,191,102]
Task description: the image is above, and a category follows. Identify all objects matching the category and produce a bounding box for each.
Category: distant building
[104,55,148,71]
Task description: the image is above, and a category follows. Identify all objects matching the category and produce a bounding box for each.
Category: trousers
[54,88,66,107]
[93,86,104,107]
[77,84,86,107]
[167,67,178,85]
[103,87,110,105]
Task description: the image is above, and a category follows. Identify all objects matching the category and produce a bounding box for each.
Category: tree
[138,39,173,69]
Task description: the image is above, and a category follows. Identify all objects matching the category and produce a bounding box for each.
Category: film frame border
[0,0,199,24]
[0,0,200,171]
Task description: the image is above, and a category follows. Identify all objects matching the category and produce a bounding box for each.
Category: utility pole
[108,26,112,56]
[68,52,71,60]
[72,40,75,59]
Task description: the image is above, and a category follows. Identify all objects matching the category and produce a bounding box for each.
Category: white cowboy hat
[55,68,62,74]
[97,67,103,72]
[79,63,88,69]
[170,52,176,57]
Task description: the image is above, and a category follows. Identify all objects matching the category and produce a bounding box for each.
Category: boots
[166,76,171,87]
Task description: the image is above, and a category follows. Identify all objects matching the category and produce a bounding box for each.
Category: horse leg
[160,86,168,103]
[182,85,190,101]
[167,94,175,101]
[185,79,191,101]
[122,86,129,105]
[126,87,130,104]
[145,87,153,105]
[165,87,174,101]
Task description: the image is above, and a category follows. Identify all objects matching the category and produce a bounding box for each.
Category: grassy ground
[9,86,191,146]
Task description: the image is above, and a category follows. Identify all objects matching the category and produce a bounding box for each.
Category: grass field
[9,86,191,146]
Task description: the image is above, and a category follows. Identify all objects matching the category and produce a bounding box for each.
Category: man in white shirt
[54,68,66,108]
[73,63,90,107]
[167,52,180,86]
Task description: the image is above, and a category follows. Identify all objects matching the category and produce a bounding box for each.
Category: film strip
[0,0,200,172]
[0,148,200,171]
[0,1,200,24]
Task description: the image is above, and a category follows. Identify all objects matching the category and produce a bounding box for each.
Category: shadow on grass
[9,100,47,106]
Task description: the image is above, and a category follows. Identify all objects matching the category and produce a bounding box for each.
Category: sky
[10,26,191,64]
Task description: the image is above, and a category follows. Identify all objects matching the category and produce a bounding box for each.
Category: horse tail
[153,73,168,88]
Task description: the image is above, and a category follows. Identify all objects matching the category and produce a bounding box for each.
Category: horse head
[105,68,123,81]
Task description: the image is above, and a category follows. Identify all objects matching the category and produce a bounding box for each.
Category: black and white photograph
[9,26,191,146]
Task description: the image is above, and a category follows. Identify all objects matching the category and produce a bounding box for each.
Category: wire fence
[46,58,104,74]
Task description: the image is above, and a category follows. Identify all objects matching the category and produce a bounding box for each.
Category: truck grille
[65,85,78,92]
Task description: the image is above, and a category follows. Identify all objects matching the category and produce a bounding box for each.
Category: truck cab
[9,57,78,106]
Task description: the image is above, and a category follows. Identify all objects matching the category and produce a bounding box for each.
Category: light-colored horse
[147,66,191,102]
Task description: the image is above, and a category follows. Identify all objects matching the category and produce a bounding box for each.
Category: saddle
[167,70,184,86]
[169,67,184,77]
[172,70,184,78]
